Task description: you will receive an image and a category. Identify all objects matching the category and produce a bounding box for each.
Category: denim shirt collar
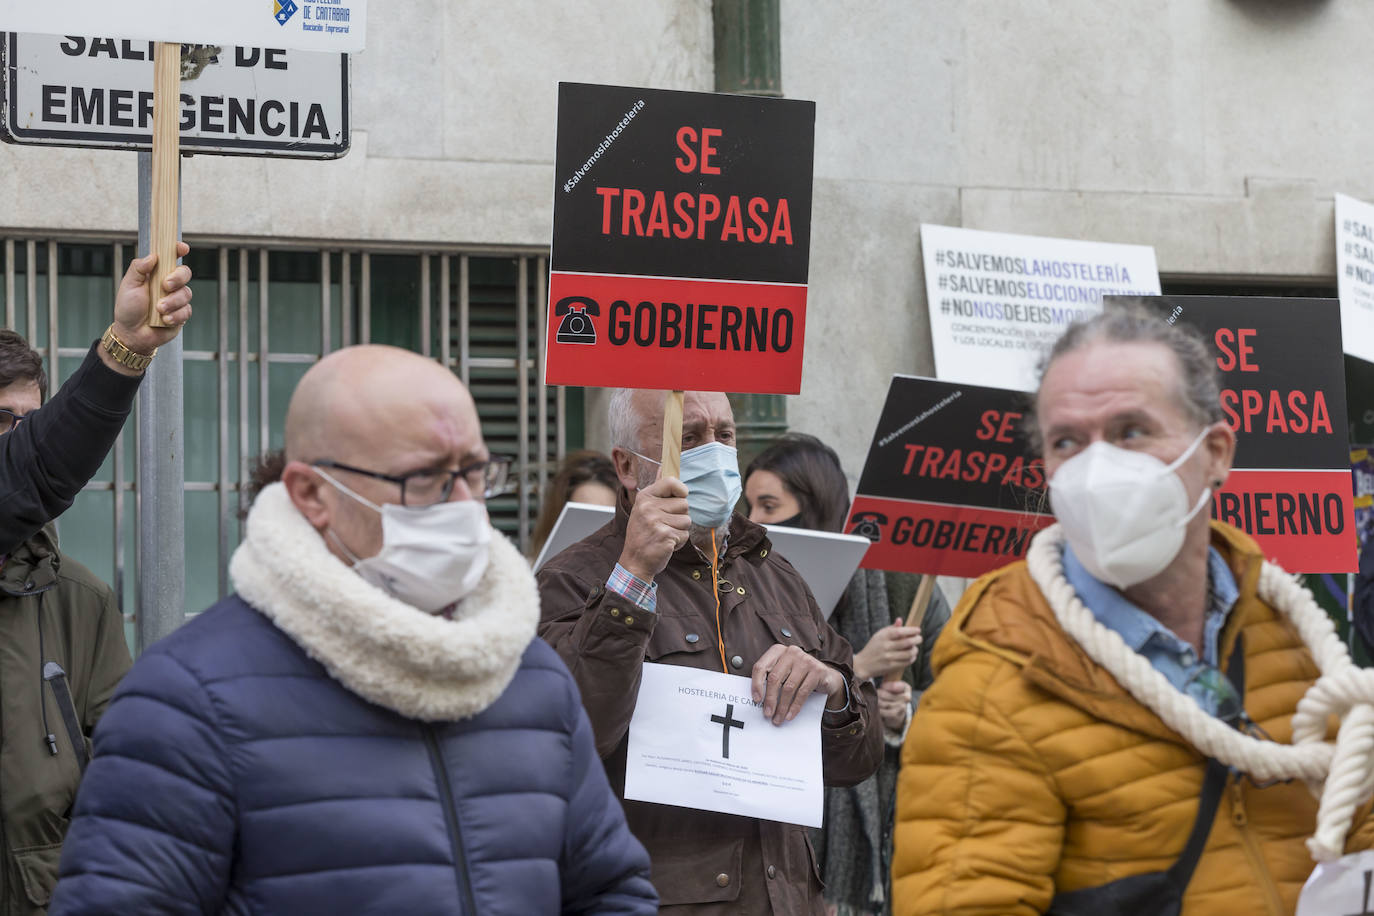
[1062,543,1239,666]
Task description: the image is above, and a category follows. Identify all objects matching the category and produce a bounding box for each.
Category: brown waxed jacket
[537,494,883,915]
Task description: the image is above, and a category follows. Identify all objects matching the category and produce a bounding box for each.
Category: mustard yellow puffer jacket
[892,522,1374,916]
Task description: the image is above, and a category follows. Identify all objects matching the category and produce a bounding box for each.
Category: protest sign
[1,33,349,157]
[624,664,824,828]
[0,0,365,52]
[1128,296,1356,573]
[1336,193,1374,365]
[920,224,1160,392]
[847,375,1052,579]
[545,82,814,394]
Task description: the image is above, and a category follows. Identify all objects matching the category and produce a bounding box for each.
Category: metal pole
[136,150,186,651]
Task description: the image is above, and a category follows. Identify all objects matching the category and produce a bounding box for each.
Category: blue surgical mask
[629,441,743,529]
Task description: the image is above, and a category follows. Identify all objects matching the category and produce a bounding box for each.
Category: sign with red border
[545,82,814,393]
[848,375,1053,579]
[1130,295,1357,573]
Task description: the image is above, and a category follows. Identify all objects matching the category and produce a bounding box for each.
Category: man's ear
[1203,421,1236,489]
[610,446,640,492]
[281,461,332,532]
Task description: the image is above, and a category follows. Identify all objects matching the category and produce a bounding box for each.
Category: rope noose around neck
[1025,524,1374,862]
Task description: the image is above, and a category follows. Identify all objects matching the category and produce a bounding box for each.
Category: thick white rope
[1026,524,1374,862]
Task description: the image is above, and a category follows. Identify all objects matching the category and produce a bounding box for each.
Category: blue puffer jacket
[49,595,656,915]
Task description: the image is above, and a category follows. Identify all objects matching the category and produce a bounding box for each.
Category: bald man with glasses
[51,344,656,915]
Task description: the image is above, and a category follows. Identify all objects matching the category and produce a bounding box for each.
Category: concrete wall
[782,0,1369,477]
[0,1,714,241]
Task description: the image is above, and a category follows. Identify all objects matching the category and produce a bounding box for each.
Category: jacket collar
[230,483,538,722]
[612,486,769,565]
[0,524,59,596]
[939,521,1266,745]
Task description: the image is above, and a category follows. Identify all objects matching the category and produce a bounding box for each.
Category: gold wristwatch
[101,325,157,371]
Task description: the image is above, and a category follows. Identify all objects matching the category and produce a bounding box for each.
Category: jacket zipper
[423,726,478,914]
[1229,778,1284,916]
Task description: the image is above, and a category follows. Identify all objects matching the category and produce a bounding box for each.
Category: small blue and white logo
[274,0,299,25]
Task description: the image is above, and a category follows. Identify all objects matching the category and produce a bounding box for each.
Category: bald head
[285,345,479,466]
[281,346,489,560]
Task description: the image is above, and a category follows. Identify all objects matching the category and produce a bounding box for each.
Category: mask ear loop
[711,529,727,673]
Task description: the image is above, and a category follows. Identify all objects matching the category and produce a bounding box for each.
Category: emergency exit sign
[0,33,349,158]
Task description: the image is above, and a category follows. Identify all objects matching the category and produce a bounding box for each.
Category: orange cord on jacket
[711,530,727,673]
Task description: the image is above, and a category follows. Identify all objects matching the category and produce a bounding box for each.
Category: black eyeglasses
[314,456,512,506]
[0,409,26,435]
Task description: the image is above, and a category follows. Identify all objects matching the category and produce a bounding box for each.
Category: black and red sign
[848,376,1053,578]
[545,82,814,393]
[1130,296,1356,572]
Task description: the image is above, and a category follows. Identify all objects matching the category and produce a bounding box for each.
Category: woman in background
[529,450,619,560]
[745,433,949,916]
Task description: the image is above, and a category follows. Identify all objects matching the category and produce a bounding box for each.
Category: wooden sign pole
[660,390,685,477]
[146,42,181,329]
[884,573,935,683]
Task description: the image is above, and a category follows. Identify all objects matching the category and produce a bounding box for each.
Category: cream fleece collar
[229,482,538,721]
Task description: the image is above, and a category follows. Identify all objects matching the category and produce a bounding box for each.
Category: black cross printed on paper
[710,704,745,759]
[1346,870,1374,916]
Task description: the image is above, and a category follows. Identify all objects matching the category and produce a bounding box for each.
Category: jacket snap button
[625,616,635,626]
[767,865,776,879]
[715,873,730,887]
[781,627,792,638]
[735,586,745,595]
[730,655,744,669]
[759,549,768,558]
[685,633,700,644]
[609,607,620,617]
[692,569,702,580]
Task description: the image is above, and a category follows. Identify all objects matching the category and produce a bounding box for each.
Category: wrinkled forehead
[0,379,42,413]
[1036,340,1191,427]
[629,390,734,448]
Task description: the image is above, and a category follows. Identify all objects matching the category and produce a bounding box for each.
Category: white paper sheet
[624,663,824,827]
[1297,849,1374,916]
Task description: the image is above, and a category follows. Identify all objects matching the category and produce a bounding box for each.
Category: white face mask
[1048,427,1212,589]
[316,469,492,613]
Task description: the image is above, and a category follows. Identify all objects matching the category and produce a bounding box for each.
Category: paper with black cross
[624,662,824,827]
[1298,849,1374,916]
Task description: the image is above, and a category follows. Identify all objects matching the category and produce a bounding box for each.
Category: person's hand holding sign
[852,617,922,682]
[618,475,691,582]
[752,645,847,726]
[99,243,194,377]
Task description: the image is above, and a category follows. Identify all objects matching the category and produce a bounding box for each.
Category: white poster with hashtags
[920,224,1161,392]
[624,663,824,827]
[1336,193,1374,365]
[0,0,365,52]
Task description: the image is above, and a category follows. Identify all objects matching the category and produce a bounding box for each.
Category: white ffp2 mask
[317,469,492,613]
[1048,428,1212,589]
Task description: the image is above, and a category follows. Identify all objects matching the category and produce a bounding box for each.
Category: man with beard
[537,388,883,915]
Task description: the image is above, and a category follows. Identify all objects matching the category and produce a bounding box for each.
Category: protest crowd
[7,5,1374,916]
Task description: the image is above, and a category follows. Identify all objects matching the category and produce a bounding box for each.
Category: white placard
[920,224,1161,392]
[0,0,365,53]
[531,502,870,619]
[1,33,349,158]
[1297,849,1374,916]
[624,663,824,828]
[1336,193,1374,365]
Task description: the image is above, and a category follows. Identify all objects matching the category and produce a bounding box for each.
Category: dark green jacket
[0,527,130,914]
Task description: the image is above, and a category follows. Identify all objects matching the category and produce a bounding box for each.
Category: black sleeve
[0,342,141,554]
